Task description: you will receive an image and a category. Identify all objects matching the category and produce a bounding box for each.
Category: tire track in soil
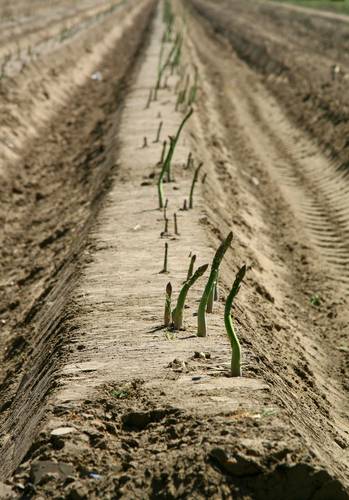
[183,0,349,488]
[238,92,349,290]
[188,2,349,289]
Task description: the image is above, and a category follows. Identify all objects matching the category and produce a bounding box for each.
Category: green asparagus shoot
[160,242,169,273]
[156,33,179,89]
[173,264,208,330]
[197,232,233,337]
[158,137,174,209]
[145,88,153,109]
[214,271,219,301]
[154,121,163,143]
[225,265,246,377]
[158,140,167,165]
[157,108,193,208]
[186,254,196,281]
[207,271,219,313]
[189,162,203,209]
[164,282,172,326]
[185,152,192,169]
[174,212,179,235]
[167,107,193,182]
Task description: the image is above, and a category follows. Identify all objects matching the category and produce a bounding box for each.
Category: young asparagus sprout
[163,200,168,221]
[154,121,163,143]
[183,199,188,211]
[207,281,214,313]
[172,34,183,68]
[202,173,207,184]
[206,270,219,312]
[157,108,193,208]
[158,137,174,209]
[186,254,196,281]
[225,265,247,377]
[174,213,179,235]
[161,218,169,236]
[185,152,192,169]
[173,264,208,330]
[164,282,172,326]
[168,107,193,181]
[160,242,169,273]
[189,162,204,209]
[145,89,153,109]
[156,34,178,89]
[197,231,233,337]
[214,271,219,301]
[142,137,148,148]
[158,140,167,165]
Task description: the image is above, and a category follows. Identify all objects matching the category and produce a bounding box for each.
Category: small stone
[51,427,76,437]
[210,448,263,476]
[88,473,102,480]
[30,461,75,485]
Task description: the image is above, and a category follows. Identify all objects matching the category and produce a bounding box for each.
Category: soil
[0,0,348,498]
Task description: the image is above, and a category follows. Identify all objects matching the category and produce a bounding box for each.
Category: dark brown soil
[8,382,347,499]
[0,0,156,479]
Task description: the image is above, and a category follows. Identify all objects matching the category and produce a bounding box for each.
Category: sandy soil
[0,0,348,498]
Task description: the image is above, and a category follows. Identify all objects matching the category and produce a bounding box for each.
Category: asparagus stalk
[160,242,169,273]
[164,282,172,326]
[197,232,233,337]
[154,121,163,143]
[145,88,153,109]
[158,137,174,209]
[189,162,203,209]
[225,265,246,377]
[186,254,196,281]
[173,264,208,330]
[214,271,219,301]
[174,212,179,235]
[168,107,194,182]
[207,271,218,313]
[157,108,193,208]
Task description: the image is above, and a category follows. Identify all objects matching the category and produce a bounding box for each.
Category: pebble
[51,427,76,437]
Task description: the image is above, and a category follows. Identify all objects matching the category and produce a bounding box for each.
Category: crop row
[145,0,247,377]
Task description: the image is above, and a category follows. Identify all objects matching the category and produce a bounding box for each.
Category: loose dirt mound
[0,0,155,480]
